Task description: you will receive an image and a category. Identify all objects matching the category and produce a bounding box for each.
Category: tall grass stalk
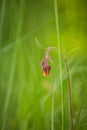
[51,80,56,130]
[61,55,73,130]
[54,0,64,130]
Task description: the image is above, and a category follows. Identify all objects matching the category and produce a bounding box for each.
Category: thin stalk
[51,80,56,130]
[54,0,64,130]
[65,61,73,130]
[61,55,73,130]
[52,94,54,130]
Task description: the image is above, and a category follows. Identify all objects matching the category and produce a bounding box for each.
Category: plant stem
[61,55,73,130]
[51,80,56,130]
[65,61,73,130]
[52,94,54,130]
[54,0,64,130]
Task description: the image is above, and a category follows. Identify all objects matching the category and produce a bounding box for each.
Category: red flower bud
[41,64,51,76]
[40,49,52,76]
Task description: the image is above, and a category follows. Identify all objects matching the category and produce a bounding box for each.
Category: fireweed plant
[40,46,73,130]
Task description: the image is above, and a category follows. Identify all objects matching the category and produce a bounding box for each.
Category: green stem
[51,80,56,130]
[65,61,73,130]
[51,84,54,130]
[61,55,73,130]
[54,0,64,130]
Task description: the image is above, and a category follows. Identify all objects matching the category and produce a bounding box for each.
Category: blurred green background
[0,0,87,130]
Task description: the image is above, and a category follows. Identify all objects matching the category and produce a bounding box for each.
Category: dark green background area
[0,0,87,130]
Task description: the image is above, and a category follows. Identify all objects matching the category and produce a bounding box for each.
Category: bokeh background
[0,0,87,130]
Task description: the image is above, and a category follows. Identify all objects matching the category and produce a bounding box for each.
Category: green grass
[54,0,64,130]
[0,0,87,130]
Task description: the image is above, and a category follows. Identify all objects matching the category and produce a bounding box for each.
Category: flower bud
[41,64,51,76]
